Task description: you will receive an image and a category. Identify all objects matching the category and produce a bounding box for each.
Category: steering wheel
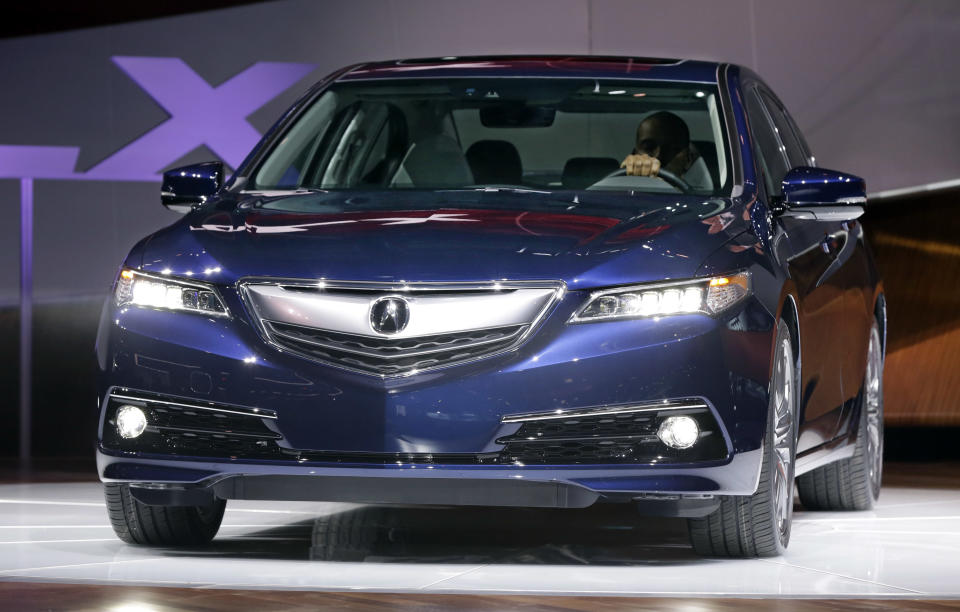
[600,167,692,194]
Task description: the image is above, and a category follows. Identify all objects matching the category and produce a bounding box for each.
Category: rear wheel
[310,507,390,561]
[688,319,797,557]
[104,483,225,546]
[797,322,884,510]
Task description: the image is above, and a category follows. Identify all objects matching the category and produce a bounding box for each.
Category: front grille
[240,279,563,377]
[510,410,660,439]
[266,321,526,376]
[496,404,728,464]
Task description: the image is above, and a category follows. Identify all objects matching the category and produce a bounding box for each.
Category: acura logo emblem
[369,296,410,335]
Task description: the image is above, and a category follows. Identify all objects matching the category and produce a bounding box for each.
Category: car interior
[252,80,729,196]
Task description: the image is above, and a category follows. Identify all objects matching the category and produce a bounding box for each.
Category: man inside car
[620,111,713,189]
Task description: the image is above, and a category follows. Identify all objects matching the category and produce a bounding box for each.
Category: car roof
[337,55,723,84]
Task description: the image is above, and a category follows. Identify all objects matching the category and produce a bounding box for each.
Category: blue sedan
[96,55,885,557]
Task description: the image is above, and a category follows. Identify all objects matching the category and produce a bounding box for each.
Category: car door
[759,89,872,433]
[744,84,847,453]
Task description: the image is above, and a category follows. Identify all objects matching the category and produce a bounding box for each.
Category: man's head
[634,111,690,167]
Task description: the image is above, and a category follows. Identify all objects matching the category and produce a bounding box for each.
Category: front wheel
[688,319,797,557]
[104,483,226,546]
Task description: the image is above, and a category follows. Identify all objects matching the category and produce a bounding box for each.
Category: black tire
[310,507,397,561]
[104,483,226,546]
[688,319,798,557]
[797,322,884,511]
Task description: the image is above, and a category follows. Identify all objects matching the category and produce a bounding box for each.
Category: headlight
[115,269,229,316]
[570,272,750,322]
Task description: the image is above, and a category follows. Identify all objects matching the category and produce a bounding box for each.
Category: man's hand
[620,153,661,176]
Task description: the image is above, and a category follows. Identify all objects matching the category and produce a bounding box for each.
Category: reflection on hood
[137,189,751,288]
[192,189,732,246]
[194,207,672,247]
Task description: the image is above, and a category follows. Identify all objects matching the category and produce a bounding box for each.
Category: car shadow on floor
[164,503,713,566]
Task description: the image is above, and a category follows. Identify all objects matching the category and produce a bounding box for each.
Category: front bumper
[96,289,775,504]
[97,447,761,516]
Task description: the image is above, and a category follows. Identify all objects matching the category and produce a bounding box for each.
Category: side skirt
[795,434,855,477]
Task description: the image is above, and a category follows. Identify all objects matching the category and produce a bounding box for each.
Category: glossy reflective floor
[1,465,959,598]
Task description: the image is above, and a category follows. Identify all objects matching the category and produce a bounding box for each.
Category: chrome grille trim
[108,390,277,419]
[501,399,709,423]
[241,279,562,339]
[496,433,659,444]
[239,278,565,377]
[266,321,527,360]
[263,323,530,376]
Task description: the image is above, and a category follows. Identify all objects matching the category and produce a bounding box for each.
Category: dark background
[0,1,268,39]
[1,0,958,461]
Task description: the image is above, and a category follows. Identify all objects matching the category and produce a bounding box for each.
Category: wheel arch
[771,290,803,433]
[779,293,802,374]
[873,289,887,357]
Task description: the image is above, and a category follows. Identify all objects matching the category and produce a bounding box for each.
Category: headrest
[403,134,474,187]
[465,140,523,185]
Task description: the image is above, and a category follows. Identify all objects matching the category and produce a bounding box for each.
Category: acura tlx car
[96,55,885,557]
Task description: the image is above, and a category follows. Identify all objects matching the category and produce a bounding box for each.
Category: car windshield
[250,78,731,197]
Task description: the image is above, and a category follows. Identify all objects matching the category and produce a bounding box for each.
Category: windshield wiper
[240,188,326,195]
[470,186,553,195]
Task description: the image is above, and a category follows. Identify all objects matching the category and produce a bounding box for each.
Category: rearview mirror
[776,166,865,221]
[161,161,223,213]
[480,103,556,128]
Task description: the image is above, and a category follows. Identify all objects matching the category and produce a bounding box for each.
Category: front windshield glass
[251,78,730,196]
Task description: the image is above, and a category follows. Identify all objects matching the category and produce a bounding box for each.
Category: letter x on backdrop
[0,56,317,462]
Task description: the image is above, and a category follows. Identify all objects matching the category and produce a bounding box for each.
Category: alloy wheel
[865,327,884,496]
[772,334,795,543]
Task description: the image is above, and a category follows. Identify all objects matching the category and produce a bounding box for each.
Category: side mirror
[161,162,223,213]
[775,166,866,221]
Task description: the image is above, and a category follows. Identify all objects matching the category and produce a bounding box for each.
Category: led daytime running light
[115,269,228,316]
[571,273,750,322]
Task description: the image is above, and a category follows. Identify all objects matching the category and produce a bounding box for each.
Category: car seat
[465,140,523,185]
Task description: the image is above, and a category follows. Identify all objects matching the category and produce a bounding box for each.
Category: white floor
[0,480,958,597]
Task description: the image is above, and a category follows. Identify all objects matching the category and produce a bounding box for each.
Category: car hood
[136,190,752,289]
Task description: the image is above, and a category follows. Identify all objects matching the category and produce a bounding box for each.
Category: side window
[309,102,408,188]
[744,88,789,195]
[254,92,338,188]
[759,90,809,169]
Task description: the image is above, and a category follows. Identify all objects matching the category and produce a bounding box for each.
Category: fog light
[116,405,147,439]
[657,415,700,449]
